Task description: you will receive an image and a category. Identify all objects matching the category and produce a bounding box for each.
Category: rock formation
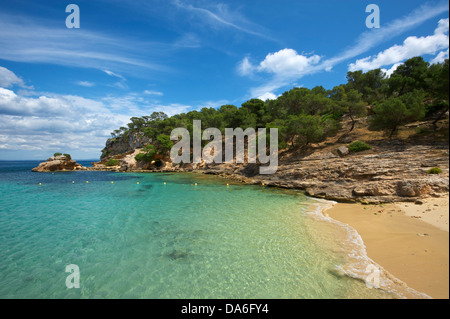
[32,155,84,172]
[100,132,150,160]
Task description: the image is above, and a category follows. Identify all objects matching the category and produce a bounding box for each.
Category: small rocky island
[32,153,86,172]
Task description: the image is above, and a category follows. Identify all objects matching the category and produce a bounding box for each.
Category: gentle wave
[306,197,431,299]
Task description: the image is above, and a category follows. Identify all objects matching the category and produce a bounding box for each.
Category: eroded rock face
[32,155,83,172]
[187,143,449,203]
[101,132,151,160]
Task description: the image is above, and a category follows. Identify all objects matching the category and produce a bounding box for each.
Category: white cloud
[431,48,449,64]
[0,66,27,88]
[239,49,321,99]
[239,3,449,100]
[152,103,192,116]
[174,33,202,48]
[381,63,402,78]
[144,90,164,96]
[103,70,128,90]
[76,81,95,87]
[0,87,177,157]
[323,2,449,70]
[435,16,450,34]
[237,57,254,76]
[172,0,271,40]
[257,92,277,101]
[349,18,449,72]
[0,13,167,74]
[104,70,126,80]
[257,49,321,76]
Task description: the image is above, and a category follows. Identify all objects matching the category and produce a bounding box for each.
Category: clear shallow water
[0,161,393,299]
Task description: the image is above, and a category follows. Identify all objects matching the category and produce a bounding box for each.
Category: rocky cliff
[100,132,151,160]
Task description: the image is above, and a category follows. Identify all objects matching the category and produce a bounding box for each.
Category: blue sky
[0,0,448,160]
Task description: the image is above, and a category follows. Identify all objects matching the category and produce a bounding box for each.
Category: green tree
[266,119,289,149]
[242,99,266,127]
[388,57,430,96]
[343,89,367,131]
[346,69,386,103]
[371,98,407,137]
[370,90,425,137]
[428,59,449,126]
[156,134,174,153]
[291,115,325,147]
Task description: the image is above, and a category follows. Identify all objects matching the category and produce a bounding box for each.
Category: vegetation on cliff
[103,57,449,160]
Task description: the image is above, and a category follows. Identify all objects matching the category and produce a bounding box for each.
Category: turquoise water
[0,161,393,299]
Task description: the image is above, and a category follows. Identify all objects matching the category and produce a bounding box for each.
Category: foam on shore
[306,198,431,299]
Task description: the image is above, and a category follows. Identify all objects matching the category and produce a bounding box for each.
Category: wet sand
[326,197,449,299]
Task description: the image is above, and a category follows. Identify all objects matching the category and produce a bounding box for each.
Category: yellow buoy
[39,183,42,186]
[262,183,265,187]
[111,181,114,184]
[164,182,166,185]
[72,181,75,184]
[194,183,197,186]
[86,181,89,184]
[137,182,140,185]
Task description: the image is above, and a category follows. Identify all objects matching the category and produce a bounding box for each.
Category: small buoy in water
[227,184,229,187]
[194,183,197,186]
[39,183,42,186]
[86,181,89,184]
[262,183,265,187]
[111,181,114,184]
[164,182,166,185]
[137,182,140,185]
[72,181,75,184]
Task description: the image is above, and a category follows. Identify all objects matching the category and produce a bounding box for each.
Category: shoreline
[325,197,449,299]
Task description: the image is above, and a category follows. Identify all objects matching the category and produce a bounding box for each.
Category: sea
[0,160,423,299]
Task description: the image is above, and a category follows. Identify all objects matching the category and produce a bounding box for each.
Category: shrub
[135,145,156,163]
[105,159,120,167]
[348,141,372,153]
[63,153,72,160]
[427,167,442,174]
[54,152,62,156]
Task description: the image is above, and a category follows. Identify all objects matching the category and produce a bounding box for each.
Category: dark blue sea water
[0,161,394,298]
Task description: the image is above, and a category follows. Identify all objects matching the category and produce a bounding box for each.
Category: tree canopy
[108,56,449,157]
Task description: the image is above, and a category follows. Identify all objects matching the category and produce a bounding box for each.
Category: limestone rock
[32,156,84,172]
[101,132,151,160]
[396,181,432,197]
[337,146,350,157]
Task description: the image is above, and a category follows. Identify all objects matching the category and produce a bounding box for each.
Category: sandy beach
[326,197,449,299]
